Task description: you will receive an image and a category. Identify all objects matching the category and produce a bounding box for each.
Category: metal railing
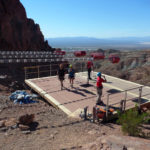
[24,64,61,79]
[24,62,150,119]
[24,61,89,79]
[105,85,150,118]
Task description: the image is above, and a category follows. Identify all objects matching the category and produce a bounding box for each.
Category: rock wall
[0,0,52,51]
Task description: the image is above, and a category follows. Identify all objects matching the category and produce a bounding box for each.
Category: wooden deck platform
[25,72,150,118]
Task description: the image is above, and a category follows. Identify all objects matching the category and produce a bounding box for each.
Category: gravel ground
[0,84,121,150]
[0,83,150,150]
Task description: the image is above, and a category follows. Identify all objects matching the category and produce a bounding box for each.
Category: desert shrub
[117,107,149,136]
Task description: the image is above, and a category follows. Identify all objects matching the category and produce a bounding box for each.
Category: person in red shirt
[96,72,107,105]
[87,61,93,80]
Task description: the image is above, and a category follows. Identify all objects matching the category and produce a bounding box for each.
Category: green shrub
[117,107,149,136]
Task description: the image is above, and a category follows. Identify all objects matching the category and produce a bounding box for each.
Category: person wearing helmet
[68,64,75,88]
[57,63,66,90]
[96,72,107,105]
[87,61,93,80]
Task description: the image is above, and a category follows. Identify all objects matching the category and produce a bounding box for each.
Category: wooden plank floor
[25,72,150,118]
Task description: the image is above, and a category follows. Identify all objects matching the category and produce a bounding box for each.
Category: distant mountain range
[47,36,150,49]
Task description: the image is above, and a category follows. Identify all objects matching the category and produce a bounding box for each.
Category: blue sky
[20,0,150,38]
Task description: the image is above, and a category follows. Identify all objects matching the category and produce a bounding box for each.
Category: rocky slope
[0,0,52,51]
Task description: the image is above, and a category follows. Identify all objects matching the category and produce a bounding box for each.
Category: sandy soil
[0,86,122,150]
[0,81,150,150]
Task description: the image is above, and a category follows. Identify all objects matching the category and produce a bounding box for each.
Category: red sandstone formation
[0,0,52,51]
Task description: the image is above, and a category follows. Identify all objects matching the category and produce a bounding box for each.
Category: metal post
[83,58,85,72]
[92,62,94,80]
[81,61,83,76]
[106,94,109,119]
[124,90,127,112]
[84,106,88,120]
[38,66,40,78]
[120,100,123,112]
[93,106,96,123]
[138,87,142,109]
[50,63,52,76]
[24,67,27,79]
[81,61,83,72]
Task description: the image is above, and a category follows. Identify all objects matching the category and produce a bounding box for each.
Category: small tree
[117,107,149,136]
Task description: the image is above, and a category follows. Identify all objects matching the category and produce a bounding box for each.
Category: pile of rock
[0,114,35,133]
[18,114,35,131]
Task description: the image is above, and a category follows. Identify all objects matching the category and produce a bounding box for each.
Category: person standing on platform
[87,61,93,80]
[96,72,107,105]
[68,64,75,88]
[57,63,66,90]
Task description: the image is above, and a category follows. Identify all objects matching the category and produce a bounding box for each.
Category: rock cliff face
[0,0,52,51]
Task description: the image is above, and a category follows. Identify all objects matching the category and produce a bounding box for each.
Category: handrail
[108,85,144,97]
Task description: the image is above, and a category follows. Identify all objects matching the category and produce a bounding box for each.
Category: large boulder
[0,0,52,51]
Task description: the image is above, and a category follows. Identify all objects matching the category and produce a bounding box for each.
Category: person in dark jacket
[96,72,107,105]
[57,63,66,90]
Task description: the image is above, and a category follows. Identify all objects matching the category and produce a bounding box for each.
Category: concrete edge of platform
[68,108,83,119]
[25,79,72,115]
